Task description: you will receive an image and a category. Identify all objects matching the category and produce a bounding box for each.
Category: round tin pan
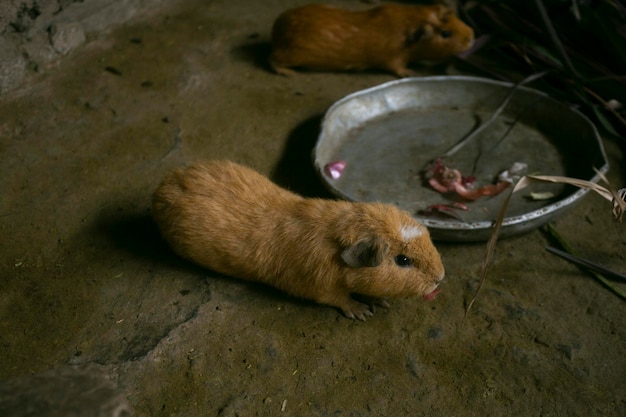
[313,76,608,241]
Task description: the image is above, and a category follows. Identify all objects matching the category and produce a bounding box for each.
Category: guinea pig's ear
[407,24,434,44]
[341,238,389,268]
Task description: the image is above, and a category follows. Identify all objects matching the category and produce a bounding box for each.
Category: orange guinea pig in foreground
[152,161,445,320]
[269,3,474,77]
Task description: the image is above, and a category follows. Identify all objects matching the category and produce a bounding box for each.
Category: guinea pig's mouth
[423,288,441,301]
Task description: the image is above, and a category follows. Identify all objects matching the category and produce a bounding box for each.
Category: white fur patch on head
[399,224,423,241]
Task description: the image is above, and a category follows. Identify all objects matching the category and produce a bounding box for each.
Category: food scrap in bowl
[324,160,346,180]
[422,159,528,220]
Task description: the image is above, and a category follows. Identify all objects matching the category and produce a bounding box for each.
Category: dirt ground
[1,0,625,416]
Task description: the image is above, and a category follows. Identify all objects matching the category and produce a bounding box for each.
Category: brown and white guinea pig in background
[268,3,474,77]
[152,161,445,320]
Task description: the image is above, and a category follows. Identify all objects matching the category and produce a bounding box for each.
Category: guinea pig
[152,161,445,320]
[269,3,474,77]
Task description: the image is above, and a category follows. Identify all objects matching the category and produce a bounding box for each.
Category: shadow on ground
[272,114,333,198]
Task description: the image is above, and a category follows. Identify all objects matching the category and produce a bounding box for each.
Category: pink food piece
[426,158,510,201]
[427,158,463,193]
[461,175,476,188]
[453,180,510,200]
[422,203,468,220]
[324,160,346,180]
[428,177,455,193]
[423,288,441,301]
[451,202,470,210]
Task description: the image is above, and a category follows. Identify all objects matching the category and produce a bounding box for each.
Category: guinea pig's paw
[356,295,390,312]
[341,298,375,321]
[390,65,417,78]
[270,64,297,77]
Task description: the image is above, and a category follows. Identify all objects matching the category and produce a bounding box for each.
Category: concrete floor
[1,0,625,416]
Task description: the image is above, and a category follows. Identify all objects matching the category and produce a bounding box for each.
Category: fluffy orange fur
[269,3,474,76]
[152,161,445,320]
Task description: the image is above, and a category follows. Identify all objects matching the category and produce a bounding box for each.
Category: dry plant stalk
[443,71,548,158]
[545,228,626,300]
[465,172,626,315]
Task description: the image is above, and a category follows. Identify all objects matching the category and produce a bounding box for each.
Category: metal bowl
[313,76,608,241]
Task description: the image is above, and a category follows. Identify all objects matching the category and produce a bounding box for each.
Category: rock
[50,22,86,55]
[22,32,60,67]
[427,326,443,339]
[1,0,42,33]
[405,353,420,378]
[0,37,27,95]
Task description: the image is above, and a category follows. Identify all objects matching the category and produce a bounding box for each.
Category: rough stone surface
[0,364,131,417]
[0,0,172,95]
[50,22,86,55]
[0,0,48,34]
[0,35,27,94]
[0,0,625,416]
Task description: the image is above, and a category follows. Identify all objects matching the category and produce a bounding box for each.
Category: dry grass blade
[583,86,626,128]
[546,225,626,300]
[545,246,626,282]
[464,185,515,316]
[445,71,548,158]
[465,172,624,315]
[534,0,580,78]
[514,173,624,222]
[593,168,626,222]
[521,175,612,199]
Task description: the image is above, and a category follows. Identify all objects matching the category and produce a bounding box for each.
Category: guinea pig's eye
[394,254,413,268]
[440,30,452,38]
